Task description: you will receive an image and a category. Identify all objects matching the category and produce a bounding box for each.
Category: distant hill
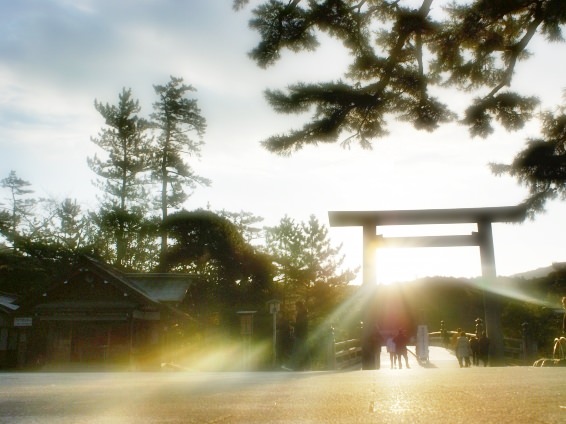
[506,263,566,280]
[365,263,566,334]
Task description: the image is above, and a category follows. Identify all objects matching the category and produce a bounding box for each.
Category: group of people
[385,329,411,369]
[452,328,490,368]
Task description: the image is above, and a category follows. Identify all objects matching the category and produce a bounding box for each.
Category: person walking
[451,327,462,350]
[469,335,480,366]
[478,331,490,367]
[386,335,397,369]
[455,331,471,368]
[394,329,410,369]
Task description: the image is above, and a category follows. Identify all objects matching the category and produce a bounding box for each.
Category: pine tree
[491,95,566,215]
[149,76,210,267]
[235,0,565,153]
[88,88,151,267]
[0,170,36,248]
[264,215,357,319]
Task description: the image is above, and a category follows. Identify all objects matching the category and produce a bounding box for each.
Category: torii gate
[328,204,527,367]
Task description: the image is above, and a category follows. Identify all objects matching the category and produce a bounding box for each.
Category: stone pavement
[1,347,565,423]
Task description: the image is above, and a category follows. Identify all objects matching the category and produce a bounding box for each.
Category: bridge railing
[328,338,362,370]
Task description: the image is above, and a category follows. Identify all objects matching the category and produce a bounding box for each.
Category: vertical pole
[478,220,505,366]
[106,325,111,363]
[361,224,377,369]
[327,326,336,370]
[129,314,135,371]
[362,225,376,286]
[272,312,277,367]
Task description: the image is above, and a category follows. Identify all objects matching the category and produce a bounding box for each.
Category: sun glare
[334,224,484,285]
[375,246,481,285]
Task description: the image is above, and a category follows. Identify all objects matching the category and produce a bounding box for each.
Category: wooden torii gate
[328,204,527,367]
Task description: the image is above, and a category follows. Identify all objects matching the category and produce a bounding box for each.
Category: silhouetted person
[451,327,462,350]
[441,329,450,348]
[478,331,490,367]
[394,329,410,369]
[469,335,480,366]
[386,335,397,369]
[285,301,309,371]
[455,331,471,368]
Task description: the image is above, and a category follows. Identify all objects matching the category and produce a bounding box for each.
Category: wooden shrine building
[12,256,196,370]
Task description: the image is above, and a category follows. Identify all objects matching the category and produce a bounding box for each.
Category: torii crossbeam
[328,204,527,367]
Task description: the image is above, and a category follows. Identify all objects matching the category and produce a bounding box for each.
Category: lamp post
[267,299,281,367]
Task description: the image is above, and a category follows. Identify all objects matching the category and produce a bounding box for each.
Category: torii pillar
[329,204,527,367]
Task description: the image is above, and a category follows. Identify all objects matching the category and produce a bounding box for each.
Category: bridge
[331,330,534,370]
[334,342,457,370]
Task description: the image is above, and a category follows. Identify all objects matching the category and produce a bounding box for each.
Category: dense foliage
[235,0,565,153]
[235,0,566,216]
[491,99,566,215]
[0,165,355,335]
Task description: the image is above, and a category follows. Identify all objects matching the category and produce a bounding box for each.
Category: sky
[1,0,565,285]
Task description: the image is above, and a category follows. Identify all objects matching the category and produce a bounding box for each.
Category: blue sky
[1,0,566,283]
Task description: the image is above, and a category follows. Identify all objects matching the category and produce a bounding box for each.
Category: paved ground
[1,347,565,423]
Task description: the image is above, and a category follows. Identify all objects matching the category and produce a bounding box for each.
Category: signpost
[14,317,32,327]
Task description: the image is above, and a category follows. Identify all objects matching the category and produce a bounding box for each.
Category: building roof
[0,293,18,313]
[126,274,193,304]
[15,257,196,322]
